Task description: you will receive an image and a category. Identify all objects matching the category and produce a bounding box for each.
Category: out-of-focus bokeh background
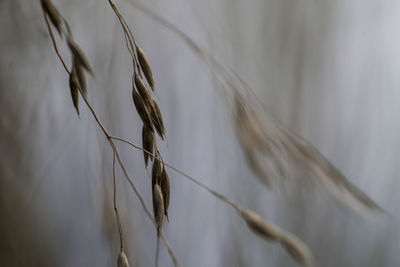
[1,0,399,266]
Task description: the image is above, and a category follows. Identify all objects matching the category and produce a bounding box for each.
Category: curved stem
[113,151,124,250]
[108,0,140,73]
[110,136,242,212]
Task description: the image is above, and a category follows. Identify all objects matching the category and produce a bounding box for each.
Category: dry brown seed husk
[41,0,62,35]
[150,99,165,139]
[69,67,80,116]
[136,45,154,90]
[152,153,162,187]
[152,184,164,236]
[149,104,162,139]
[240,209,281,241]
[117,250,130,267]
[142,125,154,167]
[132,89,153,131]
[279,233,313,266]
[134,72,152,106]
[160,165,170,219]
[67,38,93,75]
[74,60,87,96]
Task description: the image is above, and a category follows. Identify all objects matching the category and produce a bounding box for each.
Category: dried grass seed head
[134,72,152,106]
[279,233,313,266]
[160,165,170,219]
[152,183,164,235]
[132,89,153,131]
[117,250,130,267]
[67,37,93,75]
[69,67,80,116]
[142,125,154,167]
[136,45,155,90]
[74,59,87,96]
[41,0,62,35]
[152,153,162,186]
[150,99,165,139]
[240,209,281,241]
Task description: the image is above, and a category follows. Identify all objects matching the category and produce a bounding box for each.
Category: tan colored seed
[41,0,62,35]
[117,250,130,267]
[74,60,87,96]
[152,183,164,236]
[280,233,313,266]
[150,99,165,139]
[160,165,170,220]
[132,89,153,131]
[69,67,80,116]
[134,72,152,106]
[240,209,281,241]
[136,45,154,90]
[152,152,162,187]
[67,37,93,75]
[142,125,154,167]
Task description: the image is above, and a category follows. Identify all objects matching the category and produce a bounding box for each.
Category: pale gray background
[0,0,399,266]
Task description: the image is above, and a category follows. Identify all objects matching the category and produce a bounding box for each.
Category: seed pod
[74,60,87,96]
[152,153,162,187]
[142,125,154,167]
[67,37,93,76]
[240,209,281,241]
[41,0,62,35]
[150,99,165,139]
[152,184,164,236]
[160,165,170,220]
[134,72,152,106]
[117,250,130,267]
[132,89,153,131]
[69,67,80,116]
[280,233,313,266]
[136,45,154,90]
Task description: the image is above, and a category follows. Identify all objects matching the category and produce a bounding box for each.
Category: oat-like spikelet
[150,99,165,139]
[41,0,62,35]
[279,233,313,266]
[134,72,152,106]
[142,125,154,167]
[132,89,153,131]
[74,60,87,96]
[136,45,155,90]
[117,250,130,267]
[67,37,93,75]
[152,184,164,235]
[69,67,80,116]
[160,165,170,220]
[152,153,162,187]
[240,209,281,241]
[234,90,383,215]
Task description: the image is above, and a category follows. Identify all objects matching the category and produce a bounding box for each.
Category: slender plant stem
[43,12,69,73]
[108,0,140,73]
[113,151,124,250]
[160,233,181,267]
[110,136,242,212]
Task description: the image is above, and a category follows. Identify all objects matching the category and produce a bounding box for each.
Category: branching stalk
[43,13,180,266]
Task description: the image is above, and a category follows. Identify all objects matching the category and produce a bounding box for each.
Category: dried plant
[41,0,62,34]
[41,1,179,265]
[40,0,388,266]
[152,183,164,236]
[126,0,385,216]
[69,67,80,116]
[160,165,170,220]
[142,125,154,167]
[117,250,130,267]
